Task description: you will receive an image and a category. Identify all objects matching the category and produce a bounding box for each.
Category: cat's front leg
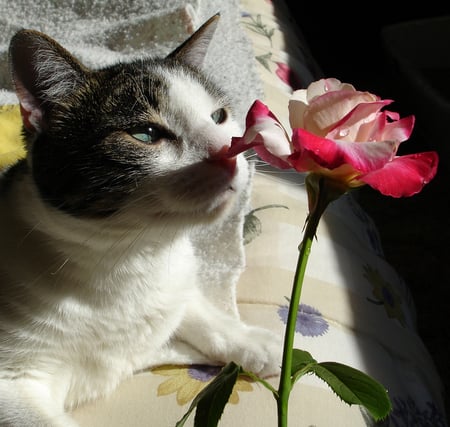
[176,294,282,377]
[0,378,79,427]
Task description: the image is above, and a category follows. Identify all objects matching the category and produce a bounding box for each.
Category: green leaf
[291,348,317,373]
[240,369,278,397]
[288,351,391,421]
[290,348,318,384]
[175,362,241,427]
[311,362,392,421]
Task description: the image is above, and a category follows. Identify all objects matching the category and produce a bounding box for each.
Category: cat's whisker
[90,223,146,272]
[79,195,170,271]
[27,256,71,286]
[107,224,152,272]
[18,221,42,246]
[50,257,70,275]
[252,165,307,187]
[126,71,150,112]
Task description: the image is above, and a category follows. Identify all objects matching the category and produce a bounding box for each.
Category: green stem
[276,175,345,427]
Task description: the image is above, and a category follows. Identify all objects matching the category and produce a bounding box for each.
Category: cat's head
[8,15,249,222]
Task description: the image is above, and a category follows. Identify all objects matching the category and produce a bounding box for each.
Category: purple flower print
[187,365,221,382]
[278,303,329,337]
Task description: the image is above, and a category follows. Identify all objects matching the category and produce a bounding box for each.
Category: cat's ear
[9,29,88,133]
[168,13,220,69]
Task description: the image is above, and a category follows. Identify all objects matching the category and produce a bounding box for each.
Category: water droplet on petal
[338,128,349,137]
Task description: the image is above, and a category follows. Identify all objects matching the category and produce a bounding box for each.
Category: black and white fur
[0,15,281,426]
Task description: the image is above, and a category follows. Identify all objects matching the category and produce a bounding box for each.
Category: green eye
[132,133,151,143]
[130,126,161,144]
[211,108,227,124]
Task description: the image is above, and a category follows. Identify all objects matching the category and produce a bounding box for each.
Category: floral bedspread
[0,0,446,425]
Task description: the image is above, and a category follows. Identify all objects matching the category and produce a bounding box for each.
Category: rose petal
[327,100,393,141]
[359,152,439,197]
[293,128,398,172]
[302,90,379,136]
[381,115,415,143]
[288,80,356,131]
[288,96,308,130]
[227,100,292,168]
[305,78,355,102]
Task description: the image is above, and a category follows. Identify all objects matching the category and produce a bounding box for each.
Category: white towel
[0,0,263,124]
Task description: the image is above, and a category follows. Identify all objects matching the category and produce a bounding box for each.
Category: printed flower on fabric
[278,302,329,336]
[243,204,288,244]
[275,62,303,91]
[228,78,439,198]
[390,395,447,426]
[153,364,253,405]
[241,13,275,45]
[364,264,406,327]
[346,195,384,257]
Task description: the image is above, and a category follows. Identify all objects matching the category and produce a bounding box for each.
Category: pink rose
[229,78,438,197]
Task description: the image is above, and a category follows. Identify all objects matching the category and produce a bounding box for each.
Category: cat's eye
[129,126,162,144]
[211,108,227,124]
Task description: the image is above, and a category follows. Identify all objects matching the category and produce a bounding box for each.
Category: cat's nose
[206,145,237,176]
[208,145,230,160]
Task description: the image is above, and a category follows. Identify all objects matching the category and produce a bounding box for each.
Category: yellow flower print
[152,364,253,406]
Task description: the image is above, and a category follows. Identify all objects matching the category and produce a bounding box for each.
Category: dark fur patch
[0,160,28,196]
[9,23,231,219]
[30,60,173,217]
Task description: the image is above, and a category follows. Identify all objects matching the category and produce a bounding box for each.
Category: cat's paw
[228,326,282,378]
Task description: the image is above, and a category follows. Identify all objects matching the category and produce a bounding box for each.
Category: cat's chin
[196,187,237,219]
[169,187,237,224]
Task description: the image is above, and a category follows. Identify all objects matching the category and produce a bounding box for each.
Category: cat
[0,15,281,427]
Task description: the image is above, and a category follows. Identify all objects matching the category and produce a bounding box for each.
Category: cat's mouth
[199,157,238,208]
[205,150,237,177]
[123,153,243,221]
[168,156,240,216]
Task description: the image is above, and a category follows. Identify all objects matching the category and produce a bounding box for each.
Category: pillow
[0,104,24,168]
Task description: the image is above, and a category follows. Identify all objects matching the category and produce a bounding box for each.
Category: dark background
[285,0,450,417]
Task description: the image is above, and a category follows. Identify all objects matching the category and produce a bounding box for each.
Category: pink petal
[359,152,439,197]
[227,100,279,157]
[246,100,280,127]
[254,145,293,169]
[288,95,308,130]
[327,100,393,141]
[302,90,379,136]
[305,78,355,102]
[227,100,292,168]
[381,115,415,143]
[293,128,398,172]
[227,135,257,157]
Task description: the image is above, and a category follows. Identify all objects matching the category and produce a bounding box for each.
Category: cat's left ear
[168,13,220,69]
[9,29,88,133]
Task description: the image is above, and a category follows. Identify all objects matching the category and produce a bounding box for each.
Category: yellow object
[0,104,26,169]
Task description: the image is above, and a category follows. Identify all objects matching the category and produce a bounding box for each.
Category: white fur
[0,164,281,426]
[0,26,282,426]
[0,115,281,427]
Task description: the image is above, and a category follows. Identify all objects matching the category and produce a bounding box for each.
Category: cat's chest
[57,263,197,406]
[0,223,198,357]
[62,237,198,338]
